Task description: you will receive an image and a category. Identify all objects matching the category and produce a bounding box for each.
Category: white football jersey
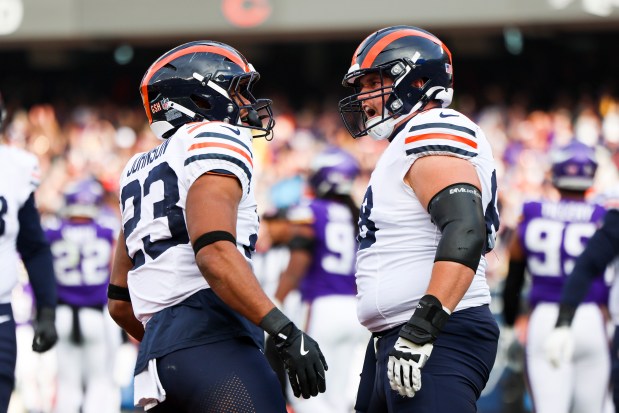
[119,121,259,324]
[356,107,500,332]
[0,146,40,303]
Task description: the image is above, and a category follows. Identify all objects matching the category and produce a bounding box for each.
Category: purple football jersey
[519,199,608,307]
[295,199,358,302]
[45,217,116,307]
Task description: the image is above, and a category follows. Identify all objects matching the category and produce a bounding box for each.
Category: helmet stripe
[141,45,250,123]
[351,32,375,66]
[360,28,452,69]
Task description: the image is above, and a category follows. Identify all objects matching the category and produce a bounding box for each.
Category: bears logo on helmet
[140,40,275,140]
[339,26,453,140]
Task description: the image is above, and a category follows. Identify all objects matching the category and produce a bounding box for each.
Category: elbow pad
[428,183,486,272]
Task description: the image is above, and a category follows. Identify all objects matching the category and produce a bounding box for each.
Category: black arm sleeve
[428,183,486,272]
[502,260,526,327]
[560,209,619,309]
[16,193,57,310]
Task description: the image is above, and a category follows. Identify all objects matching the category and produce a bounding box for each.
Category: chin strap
[367,94,432,141]
[243,109,262,127]
[367,116,395,140]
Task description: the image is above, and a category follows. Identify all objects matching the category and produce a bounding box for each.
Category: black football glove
[32,306,58,353]
[260,308,328,399]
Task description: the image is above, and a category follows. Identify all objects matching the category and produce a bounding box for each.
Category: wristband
[399,294,450,345]
[259,307,293,339]
[37,306,56,322]
[555,303,577,328]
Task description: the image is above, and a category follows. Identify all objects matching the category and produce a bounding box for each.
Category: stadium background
[2,0,619,412]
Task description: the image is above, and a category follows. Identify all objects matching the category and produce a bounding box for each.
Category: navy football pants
[356,304,499,413]
[0,303,16,413]
[149,337,287,413]
[612,327,619,413]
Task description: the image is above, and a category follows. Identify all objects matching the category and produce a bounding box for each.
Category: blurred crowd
[3,87,619,412]
[5,89,619,265]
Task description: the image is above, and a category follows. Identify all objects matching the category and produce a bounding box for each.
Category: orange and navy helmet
[140,40,274,139]
[338,26,454,139]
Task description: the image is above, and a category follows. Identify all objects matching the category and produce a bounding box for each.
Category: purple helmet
[309,147,361,197]
[62,178,104,218]
[550,140,598,191]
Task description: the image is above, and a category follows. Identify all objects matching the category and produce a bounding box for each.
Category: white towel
[134,359,167,410]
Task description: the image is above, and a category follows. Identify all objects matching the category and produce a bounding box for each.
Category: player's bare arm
[108,230,145,341]
[187,172,275,324]
[188,172,328,399]
[406,154,484,312]
[274,223,314,304]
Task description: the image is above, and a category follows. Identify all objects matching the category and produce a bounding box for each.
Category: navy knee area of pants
[362,304,499,413]
[0,304,16,413]
[153,338,287,413]
[612,327,619,410]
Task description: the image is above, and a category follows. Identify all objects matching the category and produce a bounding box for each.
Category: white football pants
[527,302,610,413]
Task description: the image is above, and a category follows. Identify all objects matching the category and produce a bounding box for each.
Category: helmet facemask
[228,72,275,139]
[338,26,455,140]
[339,65,397,140]
[162,71,275,140]
[141,41,275,140]
[339,59,438,140]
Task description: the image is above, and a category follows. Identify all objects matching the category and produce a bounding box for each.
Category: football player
[502,140,609,413]
[107,41,327,412]
[0,90,58,412]
[338,26,501,412]
[274,146,369,413]
[544,187,619,413]
[44,178,120,413]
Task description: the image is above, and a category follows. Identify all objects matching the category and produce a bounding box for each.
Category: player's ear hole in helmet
[338,25,453,140]
[140,40,275,140]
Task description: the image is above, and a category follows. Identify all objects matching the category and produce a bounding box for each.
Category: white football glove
[387,337,433,398]
[544,326,574,368]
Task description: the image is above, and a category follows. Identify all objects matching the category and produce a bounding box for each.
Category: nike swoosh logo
[0,315,12,325]
[221,125,241,135]
[300,335,309,356]
[439,112,458,118]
